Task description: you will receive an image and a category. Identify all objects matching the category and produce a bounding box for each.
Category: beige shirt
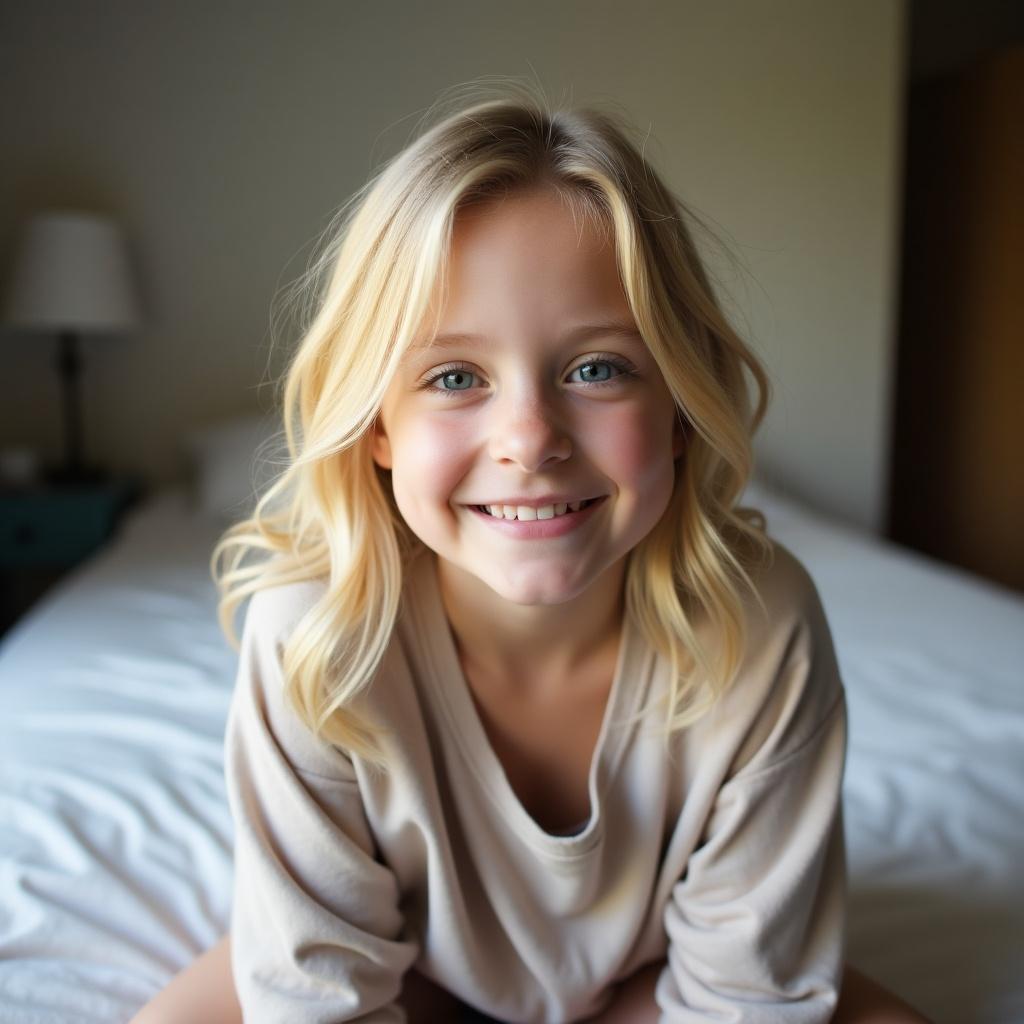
[224,540,847,1023]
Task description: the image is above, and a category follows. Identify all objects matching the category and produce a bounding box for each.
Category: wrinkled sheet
[0,482,1021,1023]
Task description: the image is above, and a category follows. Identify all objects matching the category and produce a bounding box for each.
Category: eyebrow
[415,320,644,350]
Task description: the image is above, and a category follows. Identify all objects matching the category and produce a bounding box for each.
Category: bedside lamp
[2,210,142,484]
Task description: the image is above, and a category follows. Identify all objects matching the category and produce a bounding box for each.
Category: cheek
[590,404,676,491]
[390,418,473,507]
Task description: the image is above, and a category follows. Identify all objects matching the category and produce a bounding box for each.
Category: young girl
[132,85,929,1023]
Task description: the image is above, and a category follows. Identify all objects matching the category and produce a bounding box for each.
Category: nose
[487,385,572,472]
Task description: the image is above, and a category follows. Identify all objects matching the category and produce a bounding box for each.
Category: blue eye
[569,360,623,384]
[434,367,475,392]
[418,355,636,398]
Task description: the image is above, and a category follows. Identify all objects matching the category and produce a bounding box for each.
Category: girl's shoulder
[739,535,842,687]
[243,575,331,645]
[691,537,846,779]
[683,532,830,649]
[742,536,830,633]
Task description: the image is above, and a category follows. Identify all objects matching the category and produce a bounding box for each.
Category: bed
[1,431,1022,1024]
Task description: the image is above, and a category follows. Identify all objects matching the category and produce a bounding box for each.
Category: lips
[475,497,599,521]
[464,495,607,538]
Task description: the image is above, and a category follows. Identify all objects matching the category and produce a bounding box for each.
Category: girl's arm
[588,703,845,1024]
[645,560,850,1020]
[225,587,418,1022]
[658,700,847,1017]
[655,606,847,1015]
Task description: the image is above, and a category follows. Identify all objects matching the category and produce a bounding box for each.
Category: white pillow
[183,413,285,522]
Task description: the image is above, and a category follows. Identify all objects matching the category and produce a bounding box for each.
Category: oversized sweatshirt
[224,539,848,1023]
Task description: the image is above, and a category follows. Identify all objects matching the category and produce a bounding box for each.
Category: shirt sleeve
[224,587,419,1023]
[657,571,849,1022]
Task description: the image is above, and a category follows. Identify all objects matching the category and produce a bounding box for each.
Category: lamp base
[44,464,110,487]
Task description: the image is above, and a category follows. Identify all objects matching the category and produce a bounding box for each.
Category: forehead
[414,189,635,349]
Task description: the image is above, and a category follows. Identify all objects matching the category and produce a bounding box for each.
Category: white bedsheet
[0,481,1021,1023]
[749,484,1024,1023]
[0,490,234,1023]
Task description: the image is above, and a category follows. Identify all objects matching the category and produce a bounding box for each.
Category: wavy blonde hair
[212,80,774,770]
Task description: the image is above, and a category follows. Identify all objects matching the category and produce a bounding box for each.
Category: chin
[485,567,597,607]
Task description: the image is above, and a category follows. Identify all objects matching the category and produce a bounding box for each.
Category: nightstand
[0,477,143,638]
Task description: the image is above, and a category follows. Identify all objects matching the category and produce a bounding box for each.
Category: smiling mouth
[471,497,602,521]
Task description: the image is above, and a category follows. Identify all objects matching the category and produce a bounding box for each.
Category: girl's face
[371,187,684,607]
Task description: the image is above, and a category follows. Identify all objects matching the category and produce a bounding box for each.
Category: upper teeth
[483,500,588,520]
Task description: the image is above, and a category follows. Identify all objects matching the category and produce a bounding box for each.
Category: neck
[434,553,627,691]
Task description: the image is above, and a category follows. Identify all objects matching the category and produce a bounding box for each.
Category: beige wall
[0,0,906,533]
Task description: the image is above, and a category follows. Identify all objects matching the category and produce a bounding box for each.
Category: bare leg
[128,935,930,1024]
[592,960,930,1023]
[832,964,932,1023]
[127,933,459,1024]
[127,934,241,1024]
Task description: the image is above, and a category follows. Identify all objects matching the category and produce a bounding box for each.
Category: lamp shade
[3,210,142,334]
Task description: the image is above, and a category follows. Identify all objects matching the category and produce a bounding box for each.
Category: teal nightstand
[0,477,143,636]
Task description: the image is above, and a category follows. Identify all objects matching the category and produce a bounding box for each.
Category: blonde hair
[212,79,774,769]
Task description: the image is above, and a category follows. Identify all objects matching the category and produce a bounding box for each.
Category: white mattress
[0,481,1021,1023]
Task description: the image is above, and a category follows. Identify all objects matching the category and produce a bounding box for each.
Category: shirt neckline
[407,548,644,859]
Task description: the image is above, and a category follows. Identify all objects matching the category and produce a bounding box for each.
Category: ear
[370,415,392,470]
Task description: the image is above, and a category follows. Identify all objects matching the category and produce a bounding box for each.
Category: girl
[132,85,929,1022]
